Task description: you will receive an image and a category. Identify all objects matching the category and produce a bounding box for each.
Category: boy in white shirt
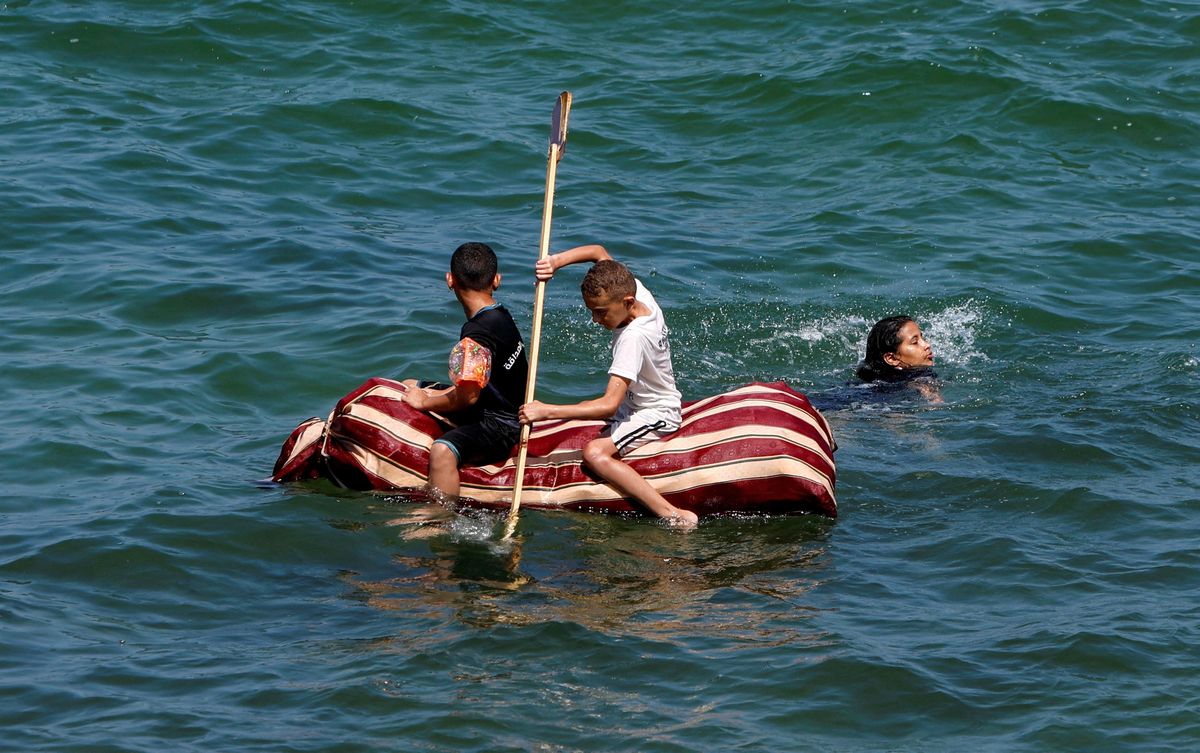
[518,244,698,528]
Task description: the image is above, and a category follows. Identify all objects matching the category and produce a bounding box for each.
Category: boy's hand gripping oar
[503,91,572,540]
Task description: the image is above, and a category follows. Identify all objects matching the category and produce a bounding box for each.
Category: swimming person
[856,315,936,383]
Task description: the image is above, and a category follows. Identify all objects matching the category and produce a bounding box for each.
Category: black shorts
[433,414,520,467]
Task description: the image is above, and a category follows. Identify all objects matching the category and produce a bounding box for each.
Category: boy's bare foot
[663,509,699,530]
[424,485,461,509]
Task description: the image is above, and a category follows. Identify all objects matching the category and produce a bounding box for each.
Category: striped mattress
[272,378,837,518]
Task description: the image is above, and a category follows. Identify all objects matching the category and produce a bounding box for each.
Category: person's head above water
[580,259,639,330]
[856,315,935,383]
[448,241,500,291]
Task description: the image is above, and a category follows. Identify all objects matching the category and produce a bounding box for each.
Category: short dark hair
[581,259,635,300]
[856,315,914,383]
[450,242,498,291]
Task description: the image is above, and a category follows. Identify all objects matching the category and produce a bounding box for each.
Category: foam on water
[922,300,990,368]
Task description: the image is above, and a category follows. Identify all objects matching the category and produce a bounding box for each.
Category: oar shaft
[524,143,560,406]
[503,142,562,540]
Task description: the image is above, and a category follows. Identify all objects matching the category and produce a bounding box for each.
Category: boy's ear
[445,272,455,290]
[491,273,501,290]
[623,294,636,308]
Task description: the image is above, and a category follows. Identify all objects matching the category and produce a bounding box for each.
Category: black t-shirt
[459,303,528,420]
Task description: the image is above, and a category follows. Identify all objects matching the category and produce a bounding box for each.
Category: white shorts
[602,411,677,457]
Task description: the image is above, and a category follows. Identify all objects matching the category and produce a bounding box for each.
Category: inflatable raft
[272,378,837,518]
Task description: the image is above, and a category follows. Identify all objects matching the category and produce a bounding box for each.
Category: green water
[2,1,1198,750]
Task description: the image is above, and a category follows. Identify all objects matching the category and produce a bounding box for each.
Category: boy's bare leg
[427,442,461,501]
[582,437,698,528]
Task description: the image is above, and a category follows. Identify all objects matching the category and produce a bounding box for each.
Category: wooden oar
[503,91,572,540]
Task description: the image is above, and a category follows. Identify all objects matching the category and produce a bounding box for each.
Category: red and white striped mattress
[271,378,837,518]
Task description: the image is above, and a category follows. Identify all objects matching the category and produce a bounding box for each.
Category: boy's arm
[519,375,629,423]
[406,335,492,413]
[408,381,482,412]
[535,244,613,281]
[405,382,483,413]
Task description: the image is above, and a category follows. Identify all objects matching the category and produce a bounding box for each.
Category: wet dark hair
[450,242,498,291]
[856,315,915,383]
[581,259,635,300]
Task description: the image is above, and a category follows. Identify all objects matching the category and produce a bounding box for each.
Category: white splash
[922,301,990,366]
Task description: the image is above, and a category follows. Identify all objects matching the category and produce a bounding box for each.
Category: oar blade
[550,91,572,159]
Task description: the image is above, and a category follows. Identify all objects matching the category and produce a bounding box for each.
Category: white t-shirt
[608,279,682,429]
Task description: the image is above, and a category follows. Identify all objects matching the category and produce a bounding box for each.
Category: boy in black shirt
[404,242,529,500]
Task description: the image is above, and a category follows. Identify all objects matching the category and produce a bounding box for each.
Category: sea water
[2,1,1197,750]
